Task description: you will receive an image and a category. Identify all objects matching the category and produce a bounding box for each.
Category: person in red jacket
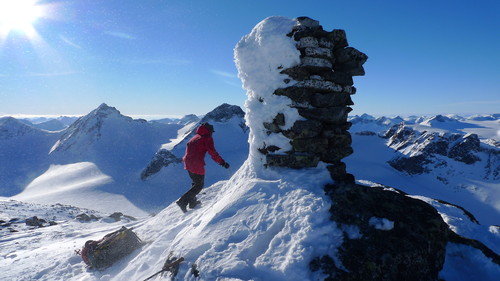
[176,122,229,212]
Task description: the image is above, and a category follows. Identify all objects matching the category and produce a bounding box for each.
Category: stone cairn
[261,17,367,183]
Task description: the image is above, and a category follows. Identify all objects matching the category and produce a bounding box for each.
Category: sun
[0,0,44,36]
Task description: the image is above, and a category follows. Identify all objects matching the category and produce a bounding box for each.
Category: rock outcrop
[384,124,499,180]
[140,149,182,180]
[257,17,367,183]
[315,183,449,280]
[311,182,500,280]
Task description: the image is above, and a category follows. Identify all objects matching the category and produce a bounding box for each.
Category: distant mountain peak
[178,114,200,125]
[201,103,245,123]
[89,103,122,118]
[49,104,130,153]
[0,117,42,139]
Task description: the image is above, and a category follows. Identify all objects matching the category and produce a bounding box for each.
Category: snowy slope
[0,117,62,196]
[1,159,499,280]
[12,162,147,217]
[0,162,340,281]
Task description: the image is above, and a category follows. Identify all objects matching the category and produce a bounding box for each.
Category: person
[176,122,230,212]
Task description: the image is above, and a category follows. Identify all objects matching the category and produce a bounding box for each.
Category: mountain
[152,114,200,125]
[48,103,181,174]
[384,124,498,175]
[6,103,184,214]
[33,119,68,131]
[0,117,62,196]
[4,103,248,216]
[19,116,79,131]
[346,115,500,226]
[349,114,406,133]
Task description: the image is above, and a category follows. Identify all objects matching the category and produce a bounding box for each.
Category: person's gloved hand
[220,161,230,169]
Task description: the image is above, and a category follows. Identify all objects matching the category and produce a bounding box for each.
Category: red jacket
[183,124,224,175]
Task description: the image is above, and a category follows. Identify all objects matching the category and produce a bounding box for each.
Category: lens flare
[0,0,43,36]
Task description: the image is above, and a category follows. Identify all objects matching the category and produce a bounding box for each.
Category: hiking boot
[188,199,201,209]
[176,200,187,213]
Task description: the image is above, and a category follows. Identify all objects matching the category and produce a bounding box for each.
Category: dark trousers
[179,171,204,204]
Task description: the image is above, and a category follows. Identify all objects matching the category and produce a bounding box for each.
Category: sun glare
[0,0,43,36]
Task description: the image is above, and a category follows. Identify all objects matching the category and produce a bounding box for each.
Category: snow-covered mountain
[0,117,62,196]
[345,113,500,227]
[18,116,79,131]
[2,103,248,216]
[152,114,200,125]
[385,124,498,179]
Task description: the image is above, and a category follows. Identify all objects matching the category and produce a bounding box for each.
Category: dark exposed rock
[298,107,352,124]
[329,29,348,49]
[292,138,328,153]
[266,153,320,168]
[263,17,367,180]
[386,125,486,176]
[300,57,333,71]
[274,87,314,103]
[296,16,320,28]
[311,182,500,280]
[141,149,182,180]
[76,213,101,222]
[448,134,481,164]
[258,145,281,155]
[388,154,432,175]
[108,212,137,222]
[321,146,354,163]
[319,183,450,280]
[310,92,354,108]
[294,80,352,94]
[326,163,355,185]
[280,66,312,81]
[25,216,54,227]
[333,47,368,76]
[283,120,323,139]
[322,71,354,86]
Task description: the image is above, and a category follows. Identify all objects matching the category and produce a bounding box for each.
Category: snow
[12,162,147,218]
[368,217,394,231]
[439,243,500,281]
[234,16,302,169]
[1,160,341,281]
[1,16,499,280]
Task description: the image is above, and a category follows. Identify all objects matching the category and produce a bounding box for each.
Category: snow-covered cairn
[235,16,367,182]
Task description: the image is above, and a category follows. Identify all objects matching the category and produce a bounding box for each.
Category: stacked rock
[262,17,367,183]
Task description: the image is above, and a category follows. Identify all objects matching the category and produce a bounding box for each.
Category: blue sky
[0,0,499,118]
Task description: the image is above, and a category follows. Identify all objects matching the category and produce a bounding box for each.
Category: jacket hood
[196,124,212,136]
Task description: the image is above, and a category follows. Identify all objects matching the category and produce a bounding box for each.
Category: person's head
[200,122,214,133]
